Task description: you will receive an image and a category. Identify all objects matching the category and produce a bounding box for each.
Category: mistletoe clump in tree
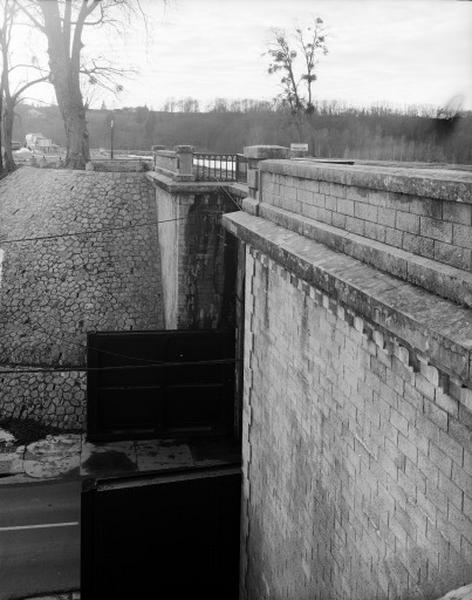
[267,17,328,143]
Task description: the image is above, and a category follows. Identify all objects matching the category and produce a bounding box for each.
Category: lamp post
[110,117,114,160]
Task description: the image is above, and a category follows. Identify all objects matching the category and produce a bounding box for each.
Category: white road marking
[0,521,79,532]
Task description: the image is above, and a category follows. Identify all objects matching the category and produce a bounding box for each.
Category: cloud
[11,0,472,110]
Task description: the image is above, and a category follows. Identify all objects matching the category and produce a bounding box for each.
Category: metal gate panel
[81,464,241,599]
[87,329,235,441]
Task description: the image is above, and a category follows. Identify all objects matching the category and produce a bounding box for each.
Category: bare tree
[0,0,48,171]
[15,0,146,169]
[266,18,328,144]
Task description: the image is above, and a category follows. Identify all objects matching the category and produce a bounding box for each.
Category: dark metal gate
[87,329,235,442]
[81,463,241,599]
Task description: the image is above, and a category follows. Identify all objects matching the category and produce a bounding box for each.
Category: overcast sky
[19,0,472,111]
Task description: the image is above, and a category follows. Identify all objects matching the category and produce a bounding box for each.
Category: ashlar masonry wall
[224,157,472,600]
[257,162,472,308]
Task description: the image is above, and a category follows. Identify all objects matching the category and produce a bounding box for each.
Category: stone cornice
[223,210,472,384]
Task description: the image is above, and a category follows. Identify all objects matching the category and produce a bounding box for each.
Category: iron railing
[193,153,247,183]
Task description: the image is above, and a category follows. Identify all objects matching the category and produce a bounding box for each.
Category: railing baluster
[193,152,246,182]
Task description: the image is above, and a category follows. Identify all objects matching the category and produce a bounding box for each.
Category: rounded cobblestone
[0,167,163,429]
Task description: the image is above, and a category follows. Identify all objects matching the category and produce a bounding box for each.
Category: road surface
[0,480,80,600]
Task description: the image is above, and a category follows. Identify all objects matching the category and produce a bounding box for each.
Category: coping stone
[223,210,472,383]
[243,145,291,160]
[260,160,472,203]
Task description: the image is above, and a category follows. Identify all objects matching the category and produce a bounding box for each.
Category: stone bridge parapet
[223,148,472,599]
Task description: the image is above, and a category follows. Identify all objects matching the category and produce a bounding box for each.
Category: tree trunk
[40,1,90,170]
[1,100,16,172]
[55,80,90,169]
[0,93,3,174]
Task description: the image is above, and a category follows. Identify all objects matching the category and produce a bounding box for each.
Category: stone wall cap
[223,210,472,384]
[146,171,248,196]
[260,159,472,203]
[154,149,176,158]
[243,145,291,159]
[175,145,194,152]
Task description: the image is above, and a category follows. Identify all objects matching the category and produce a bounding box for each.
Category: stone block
[435,390,459,418]
[298,189,314,204]
[367,190,389,207]
[354,202,378,223]
[345,186,369,202]
[247,168,259,191]
[443,201,472,225]
[460,386,472,412]
[396,211,420,234]
[364,222,386,243]
[384,191,413,211]
[453,223,472,249]
[372,330,384,348]
[336,198,354,216]
[434,241,471,271]
[312,192,326,207]
[329,183,346,199]
[354,316,364,332]
[402,233,434,257]
[242,197,260,216]
[345,216,365,236]
[420,216,453,243]
[332,212,346,229]
[377,207,396,228]
[408,196,442,219]
[385,227,403,247]
[394,344,410,365]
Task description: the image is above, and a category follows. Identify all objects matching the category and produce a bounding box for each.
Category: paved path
[0,481,80,600]
[0,433,240,483]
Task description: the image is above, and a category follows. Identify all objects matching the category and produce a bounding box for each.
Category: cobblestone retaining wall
[0,167,162,429]
[0,371,86,429]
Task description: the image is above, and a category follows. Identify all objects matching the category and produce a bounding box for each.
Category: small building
[25,132,55,153]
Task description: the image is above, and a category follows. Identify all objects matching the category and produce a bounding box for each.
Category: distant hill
[13,102,472,164]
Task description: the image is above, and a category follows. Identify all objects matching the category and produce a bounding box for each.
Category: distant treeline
[13,100,472,164]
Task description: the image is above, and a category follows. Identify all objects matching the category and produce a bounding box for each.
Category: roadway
[0,480,80,600]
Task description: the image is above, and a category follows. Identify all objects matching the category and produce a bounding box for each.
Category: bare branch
[71,0,100,68]
[81,2,105,27]
[85,0,101,18]
[80,56,135,78]
[13,0,45,32]
[12,74,49,101]
[8,63,48,74]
